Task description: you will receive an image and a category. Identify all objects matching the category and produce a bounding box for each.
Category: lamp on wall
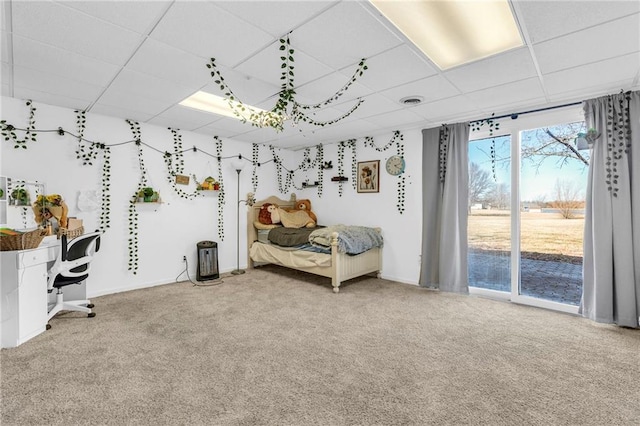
[231,156,246,275]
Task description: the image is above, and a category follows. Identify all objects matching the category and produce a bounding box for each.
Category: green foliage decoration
[126,119,147,275]
[365,131,406,214]
[251,143,260,192]
[100,145,111,232]
[74,110,98,165]
[214,136,226,241]
[337,140,356,197]
[164,128,201,200]
[1,100,37,149]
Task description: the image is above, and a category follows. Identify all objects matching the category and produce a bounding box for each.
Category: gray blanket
[309,225,383,255]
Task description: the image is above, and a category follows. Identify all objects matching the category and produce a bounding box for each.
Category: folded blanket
[278,208,315,228]
[309,225,383,255]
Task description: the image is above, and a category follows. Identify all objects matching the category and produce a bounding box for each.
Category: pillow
[253,221,281,230]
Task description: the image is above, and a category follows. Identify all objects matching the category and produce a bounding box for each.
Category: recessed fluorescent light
[179,91,282,126]
[370,0,523,70]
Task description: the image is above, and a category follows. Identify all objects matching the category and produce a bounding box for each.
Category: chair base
[47,292,94,322]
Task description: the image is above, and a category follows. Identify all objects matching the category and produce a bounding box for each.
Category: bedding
[267,226,322,247]
[309,225,384,255]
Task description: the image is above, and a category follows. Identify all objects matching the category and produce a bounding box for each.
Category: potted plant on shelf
[138,187,159,202]
[196,176,220,191]
[10,187,30,206]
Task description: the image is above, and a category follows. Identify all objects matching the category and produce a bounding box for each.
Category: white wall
[291,128,424,285]
[1,96,425,295]
[0,97,283,297]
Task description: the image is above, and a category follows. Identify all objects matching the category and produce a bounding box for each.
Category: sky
[468,122,589,203]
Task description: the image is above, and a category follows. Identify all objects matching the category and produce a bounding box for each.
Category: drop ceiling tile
[295,71,372,106]
[358,45,438,91]
[332,93,402,119]
[149,105,220,129]
[379,75,461,105]
[361,108,423,129]
[544,53,640,98]
[215,1,337,37]
[149,1,273,67]
[517,1,640,44]
[200,64,281,106]
[146,115,213,133]
[96,89,171,117]
[12,36,120,87]
[293,1,403,70]
[125,39,211,89]
[1,61,11,83]
[534,13,640,74]
[1,84,10,97]
[107,69,195,104]
[466,78,546,111]
[90,103,154,123]
[411,96,480,123]
[308,118,380,143]
[12,1,143,65]
[13,86,91,111]
[444,48,538,93]
[58,0,171,34]
[235,42,335,89]
[13,65,104,102]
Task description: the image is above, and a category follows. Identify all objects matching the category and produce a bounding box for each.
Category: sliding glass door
[467,113,588,313]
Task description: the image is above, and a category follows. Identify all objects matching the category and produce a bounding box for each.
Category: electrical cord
[175,258,224,287]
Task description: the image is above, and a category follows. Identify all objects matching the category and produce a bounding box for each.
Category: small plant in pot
[138,187,158,202]
[10,188,30,206]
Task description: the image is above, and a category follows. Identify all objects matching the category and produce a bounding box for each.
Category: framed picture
[357,160,380,193]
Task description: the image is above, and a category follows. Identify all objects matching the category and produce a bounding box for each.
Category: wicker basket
[0,228,46,251]
[57,226,84,240]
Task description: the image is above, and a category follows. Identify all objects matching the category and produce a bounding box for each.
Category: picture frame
[357,160,380,193]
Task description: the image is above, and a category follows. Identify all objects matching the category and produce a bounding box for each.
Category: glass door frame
[468,107,584,315]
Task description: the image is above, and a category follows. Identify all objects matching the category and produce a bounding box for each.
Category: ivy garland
[1,100,37,149]
[605,93,632,197]
[164,128,200,200]
[365,131,406,214]
[206,37,368,131]
[251,143,260,192]
[74,110,98,165]
[337,140,356,197]
[438,127,449,183]
[315,144,324,197]
[126,119,147,275]
[214,136,226,241]
[100,146,111,232]
[470,113,501,182]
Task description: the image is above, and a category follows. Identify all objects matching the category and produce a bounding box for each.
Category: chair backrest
[48,231,102,289]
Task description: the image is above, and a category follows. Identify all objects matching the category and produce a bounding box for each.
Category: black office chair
[47,231,102,326]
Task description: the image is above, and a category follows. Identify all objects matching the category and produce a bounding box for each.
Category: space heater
[196,241,219,281]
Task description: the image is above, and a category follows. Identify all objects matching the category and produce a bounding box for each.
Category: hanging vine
[470,113,501,182]
[74,110,98,165]
[100,146,111,232]
[1,99,37,149]
[251,143,260,192]
[438,126,449,183]
[365,131,406,214]
[206,37,368,131]
[315,144,324,197]
[604,92,632,197]
[164,128,200,200]
[214,136,226,241]
[337,140,356,197]
[126,119,147,275]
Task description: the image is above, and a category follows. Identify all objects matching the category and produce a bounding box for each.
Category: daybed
[247,194,383,293]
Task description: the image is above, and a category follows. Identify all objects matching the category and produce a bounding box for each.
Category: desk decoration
[33,194,68,228]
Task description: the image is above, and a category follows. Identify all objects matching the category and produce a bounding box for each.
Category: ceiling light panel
[370,0,523,70]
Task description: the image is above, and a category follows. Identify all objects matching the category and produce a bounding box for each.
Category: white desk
[1,238,59,348]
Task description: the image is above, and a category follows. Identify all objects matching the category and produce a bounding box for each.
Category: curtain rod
[473,100,583,123]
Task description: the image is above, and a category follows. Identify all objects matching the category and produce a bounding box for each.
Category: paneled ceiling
[1,0,639,149]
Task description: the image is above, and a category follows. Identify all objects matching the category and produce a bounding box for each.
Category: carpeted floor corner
[1,265,639,425]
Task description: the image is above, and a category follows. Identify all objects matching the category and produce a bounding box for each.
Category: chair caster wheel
[87,304,94,308]
[88,312,96,318]
[46,323,51,330]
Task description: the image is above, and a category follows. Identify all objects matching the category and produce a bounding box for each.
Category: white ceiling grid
[0,0,638,149]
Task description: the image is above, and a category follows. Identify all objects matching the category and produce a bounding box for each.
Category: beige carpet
[1,265,638,425]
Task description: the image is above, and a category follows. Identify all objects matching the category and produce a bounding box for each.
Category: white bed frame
[247,194,382,293]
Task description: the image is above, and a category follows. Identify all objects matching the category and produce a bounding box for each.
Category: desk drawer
[17,248,53,268]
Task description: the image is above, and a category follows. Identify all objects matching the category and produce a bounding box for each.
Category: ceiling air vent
[400,96,423,106]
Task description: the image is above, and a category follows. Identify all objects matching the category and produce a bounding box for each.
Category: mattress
[249,241,331,268]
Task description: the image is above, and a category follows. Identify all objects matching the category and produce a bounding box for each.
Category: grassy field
[468,209,584,263]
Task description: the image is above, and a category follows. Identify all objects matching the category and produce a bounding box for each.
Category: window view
[468,121,588,307]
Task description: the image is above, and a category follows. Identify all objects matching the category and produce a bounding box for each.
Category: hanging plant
[251,143,260,192]
[214,136,226,241]
[315,144,324,197]
[1,99,37,149]
[125,119,147,274]
[470,113,501,182]
[206,37,368,131]
[100,145,111,232]
[337,140,356,197]
[365,131,406,214]
[438,127,449,183]
[604,93,632,197]
[164,128,200,200]
[74,110,98,165]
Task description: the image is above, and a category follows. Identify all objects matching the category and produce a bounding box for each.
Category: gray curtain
[420,123,470,293]
[582,90,640,328]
